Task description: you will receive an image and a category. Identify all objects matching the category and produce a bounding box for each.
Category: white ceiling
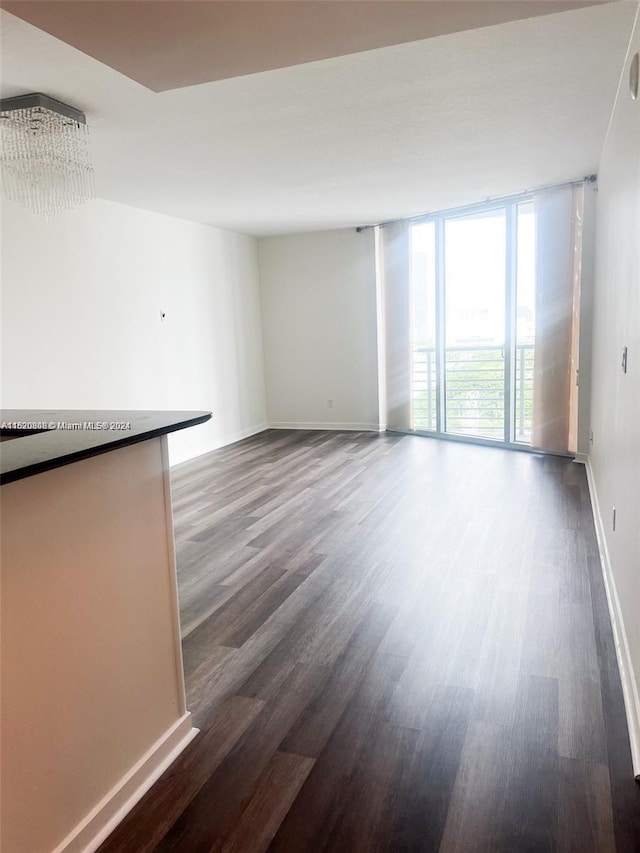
[0,3,637,236]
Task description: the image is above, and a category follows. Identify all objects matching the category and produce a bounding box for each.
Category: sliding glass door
[444,208,507,441]
[410,199,537,448]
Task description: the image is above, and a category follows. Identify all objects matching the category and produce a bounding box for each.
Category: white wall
[588,8,640,775]
[258,228,379,430]
[0,198,267,464]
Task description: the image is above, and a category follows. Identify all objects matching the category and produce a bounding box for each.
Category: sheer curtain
[531,184,584,454]
[377,220,412,432]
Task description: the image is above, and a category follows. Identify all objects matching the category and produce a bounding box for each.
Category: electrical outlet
[612,507,617,532]
[327,399,334,409]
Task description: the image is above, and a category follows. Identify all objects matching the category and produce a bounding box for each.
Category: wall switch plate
[622,346,628,373]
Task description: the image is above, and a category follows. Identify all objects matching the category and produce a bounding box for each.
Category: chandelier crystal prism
[0,93,95,217]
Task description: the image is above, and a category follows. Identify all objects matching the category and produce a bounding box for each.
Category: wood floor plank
[279,603,398,758]
[558,757,616,853]
[558,600,607,762]
[439,715,559,853]
[209,751,315,853]
[267,652,407,853]
[323,719,421,853]
[179,575,241,640]
[182,563,287,660]
[185,644,237,720]
[382,684,475,852]
[521,582,560,680]
[471,581,529,727]
[437,720,512,853]
[218,541,322,590]
[185,576,329,728]
[387,571,495,730]
[497,674,560,851]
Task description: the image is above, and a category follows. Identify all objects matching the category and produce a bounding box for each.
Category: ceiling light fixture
[0,93,94,217]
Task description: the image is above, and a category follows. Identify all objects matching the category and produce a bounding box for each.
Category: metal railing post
[518,345,526,439]
[427,349,433,429]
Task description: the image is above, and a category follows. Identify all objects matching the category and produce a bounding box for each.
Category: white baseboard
[53,714,199,853]
[585,460,640,779]
[574,452,588,464]
[269,421,382,432]
[170,423,269,467]
[220,422,269,445]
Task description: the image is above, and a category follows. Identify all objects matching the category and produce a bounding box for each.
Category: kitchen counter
[1,408,211,853]
[0,409,210,484]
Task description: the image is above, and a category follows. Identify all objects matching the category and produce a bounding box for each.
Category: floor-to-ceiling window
[380,182,584,455]
[409,198,537,448]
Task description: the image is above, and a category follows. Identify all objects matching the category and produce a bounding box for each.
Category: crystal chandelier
[0,93,94,217]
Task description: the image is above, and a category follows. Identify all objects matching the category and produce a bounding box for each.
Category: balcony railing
[411,344,534,442]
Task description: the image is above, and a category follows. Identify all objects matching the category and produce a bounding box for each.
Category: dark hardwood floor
[99,430,640,853]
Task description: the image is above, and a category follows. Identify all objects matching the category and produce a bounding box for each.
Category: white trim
[585,459,640,779]
[52,714,198,853]
[169,424,269,469]
[219,422,269,444]
[269,421,382,432]
[574,452,588,464]
[160,435,188,716]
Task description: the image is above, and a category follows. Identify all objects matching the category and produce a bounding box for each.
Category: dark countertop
[0,410,211,485]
